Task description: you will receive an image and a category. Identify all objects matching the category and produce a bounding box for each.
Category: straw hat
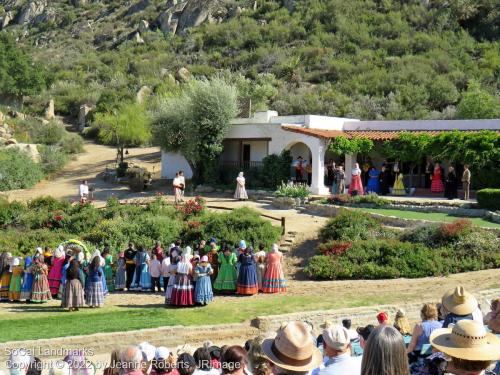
[442,286,478,315]
[430,320,500,361]
[262,321,322,372]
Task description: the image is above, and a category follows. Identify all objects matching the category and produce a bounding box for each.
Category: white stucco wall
[160,152,193,179]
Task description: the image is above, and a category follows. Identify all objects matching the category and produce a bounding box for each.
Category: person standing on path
[173,172,183,204]
[124,242,137,290]
[234,172,249,201]
[79,180,89,204]
[462,164,471,200]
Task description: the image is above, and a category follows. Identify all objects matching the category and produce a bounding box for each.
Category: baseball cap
[322,325,350,350]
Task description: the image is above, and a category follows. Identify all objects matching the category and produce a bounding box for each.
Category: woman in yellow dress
[392,173,406,196]
[9,257,24,301]
[0,252,13,300]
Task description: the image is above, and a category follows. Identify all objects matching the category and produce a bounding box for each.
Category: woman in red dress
[431,162,445,193]
[348,163,364,196]
[262,244,286,293]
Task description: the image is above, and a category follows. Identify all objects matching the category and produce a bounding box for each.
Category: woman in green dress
[213,246,237,292]
[102,247,114,293]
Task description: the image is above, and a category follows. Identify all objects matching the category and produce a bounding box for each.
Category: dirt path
[2,142,162,203]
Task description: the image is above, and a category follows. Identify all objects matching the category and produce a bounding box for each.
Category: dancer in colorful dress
[20,256,33,301]
[58,253,73,300]
[131,246,152,291]
[164,256,179,304]
[8,257,23,301]
[255,245,267,292]
[48,245,65,298]
[431,162,445,193]
[234,172,249,201]
[170,254,194,306]
[194,256,213,305]
[115,251,127,291]
[214,246,237,293]
[392,173,406,196]
[237,247,259,295]
[62,260,85,311]
[348,163,364,196]
[102,247,115,292]
[85,256,105,307]
[0,252,13,300]
[31,257,52,303]
[262,244,286,293]
[366,166,381,194]
[207,240,219,283]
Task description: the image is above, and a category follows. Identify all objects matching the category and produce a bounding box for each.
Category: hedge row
[477,189,500,211]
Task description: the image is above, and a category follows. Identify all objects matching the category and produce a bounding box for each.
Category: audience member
[220,346,247,375]
[407,303,442,363]
[376,312,389,326]
[151,347,178,375]
[262,321,322,375]
[429,320,500,375]
[441,286,482,328]
[103,349,120,375]
[121,346,144,375]
[484,297,499,325]
[316,325,361,375]
[360,325,409,375]
[139,342,157,375]
[193,347,219,375]
[342,319,358,341]
[356,325,375,350]
[393,309,411,336]
[7,349,31,375]
[26,357,41,375]
[247,336,272,375]
[177,354,197,375]
[48,362,70,375]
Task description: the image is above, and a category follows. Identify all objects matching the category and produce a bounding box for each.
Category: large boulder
[133,32,145,44]
[138,19,149,33]
[78,104,92,132]
[136,86,152,104]
[5,143,40,162]
[126,0,150,16]
[176,0,218,34]
[176,67,191,82]
[17,1,47,25]
[0,11,14,29]
[44,99,55,120]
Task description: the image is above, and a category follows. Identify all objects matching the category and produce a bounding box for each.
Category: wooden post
[281,217,286,236]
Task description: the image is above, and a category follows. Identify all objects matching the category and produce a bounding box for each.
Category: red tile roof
[281,125,497,140]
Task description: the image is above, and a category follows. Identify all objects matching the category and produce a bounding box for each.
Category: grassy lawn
[358,208,500,228]
[0,291,403,343]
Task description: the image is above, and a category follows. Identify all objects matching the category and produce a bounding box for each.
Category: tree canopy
[328,136,374,155]
[456,81,500,119]
[152,76,238,182]
[0,33,47,98]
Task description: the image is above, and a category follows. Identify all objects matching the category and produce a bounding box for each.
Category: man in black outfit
[124,242,137,290]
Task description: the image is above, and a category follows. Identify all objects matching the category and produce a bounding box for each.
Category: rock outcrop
[17,1,47,25]
[126,0,150,16]
[176,67,191,82]
[176,0,218,34]
[138,19,149,33]
[78,104,92,132]
[5,143,40,162]
[136,86,152,104]
[44,99,55,120]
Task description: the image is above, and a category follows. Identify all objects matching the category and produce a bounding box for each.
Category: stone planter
[272,196,299,209]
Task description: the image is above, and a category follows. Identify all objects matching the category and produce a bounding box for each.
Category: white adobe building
[161,111,500,195]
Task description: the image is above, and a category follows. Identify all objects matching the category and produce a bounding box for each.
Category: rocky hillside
[0,0,498,120]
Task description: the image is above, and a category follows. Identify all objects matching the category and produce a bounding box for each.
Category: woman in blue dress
[237,247,259,295]
[20,256,33,301]
[130,246,151,291]
[194,256,213,305]
[366,166,381,194]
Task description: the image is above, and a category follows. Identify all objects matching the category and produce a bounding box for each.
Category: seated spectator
[342,319,358,342]
[26,357,41,375]
[407,303,442,363]
[393,309,411,336]
[247,336,272,375]
[429,320,500,375]
[193,347,219,375]
[220,346,247,375]
[139,342,157,375]
[360,325,409,375]
[103,349,120,375]
[356,325,375,350]
[8,349,32,375]
[442,286,482,328]
[316,325,361,375]
[262,321,322,375]
[207,347,221,370]
[376,312,389,326]
[151,347,179,375]
[177,353,197,375]
[121,346,144,375]
[484,297,499,325]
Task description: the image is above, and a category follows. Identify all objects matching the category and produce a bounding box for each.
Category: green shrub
[31,120,66,145]
[0,149,44,191]
[327,193,390,206]
[319,209,393,241]
[260,150,292,189]
[38,145,69,174]
[477,189,500,211]
[0,228,71,257]
[59,133,84,154]
[274,182,310,199]
[304,255,337,279]
[0,199,27,227]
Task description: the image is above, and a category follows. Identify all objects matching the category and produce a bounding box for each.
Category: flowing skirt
[194,275,213,304]
[392,178,406,196]
[8,274,22,301]
[48,265,63,296]
[256,264,266,291]
[62,279,85,308]
[115,267,126,290]
[237,264,259,295]
[366,177,380,194]
[130,264,151,291]
[234,185,248,200]
[164,275,176,304]
[86,281,104,307]
[262,264,287,293]
[214,264,237,291]
[20,273,33,301]
[104,265,115,292]
[348,175,364,196]
[431,176,444,193]
[0,272,12,300]
[31,275,52,303]
[170,274,194,306]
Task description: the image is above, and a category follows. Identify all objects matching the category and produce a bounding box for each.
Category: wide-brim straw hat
[262,321,322,372]
[442,286,478,315]
[430,320,500,361]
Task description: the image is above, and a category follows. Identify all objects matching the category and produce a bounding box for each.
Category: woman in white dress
[234,172,248,201]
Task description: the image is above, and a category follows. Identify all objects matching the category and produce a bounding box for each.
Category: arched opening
[286,141,313,185]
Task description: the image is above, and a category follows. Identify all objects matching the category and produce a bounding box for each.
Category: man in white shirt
[79,180,89,203]
[160,256,171,292]
[173,173,182,204]
[149,254,162,293]
[178,170,186,202]
[314,325,361,375]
